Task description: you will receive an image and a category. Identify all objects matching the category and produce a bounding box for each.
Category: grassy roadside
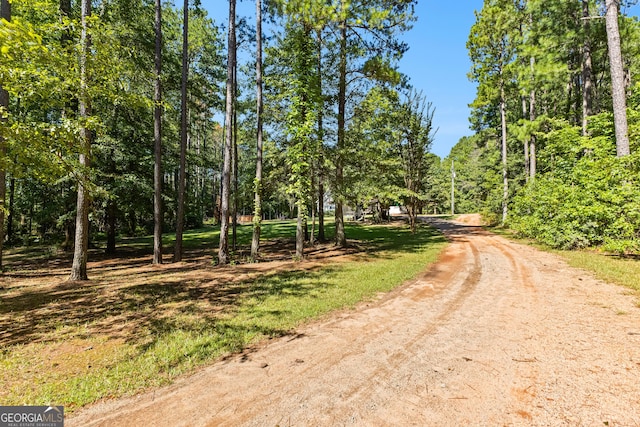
[555,250,640,293]
[0,221,447,411]
[489,226,640,294]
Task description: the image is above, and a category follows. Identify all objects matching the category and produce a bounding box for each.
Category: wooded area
[0,0,639,279]
[0,0,438,278]
[454,0,639,253]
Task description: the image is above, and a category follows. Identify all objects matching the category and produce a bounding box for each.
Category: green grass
[556,250,640,292]
[0,220,447,410]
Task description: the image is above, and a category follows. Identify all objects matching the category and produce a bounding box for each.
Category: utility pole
[450,159,455,215]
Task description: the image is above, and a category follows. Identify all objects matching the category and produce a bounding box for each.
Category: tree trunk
[293,25,312,260]
[581,0,593,136]
[0,0,10,270]
[565,69,574,121]
[196,132,205,223]
[218,0,236,265]
[296,207,304,259]
[250,0,264,260]
[605,0,630,157]
[316,29,325,242]
[318,180,325,241]
[105,199,116,254]
[521,94,529,181]
[310,175,316,246]
[0,135,5,269]
[69,0,92,281]
[7,175,15,243]
[408,203,417,234]
[529,57,536,181]
[61,221,73,251]
[500,76,508,225]
[174,0,189,262]
[212,148,220,224]
[232,70,238,252]
[450,160,455,215]
[334,11,347,247]
[153,0,164,264]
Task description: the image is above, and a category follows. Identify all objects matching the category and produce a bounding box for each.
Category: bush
[510,121,640,253]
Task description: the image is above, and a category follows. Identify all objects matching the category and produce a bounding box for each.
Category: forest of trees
[451,0,639,254]
[0,0,440,277]
[1,0,639,279]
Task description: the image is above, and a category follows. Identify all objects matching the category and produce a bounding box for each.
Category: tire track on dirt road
[421,217,542,423]
[229,219,486,426]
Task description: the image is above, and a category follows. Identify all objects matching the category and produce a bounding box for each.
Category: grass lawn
[0,220,447,411]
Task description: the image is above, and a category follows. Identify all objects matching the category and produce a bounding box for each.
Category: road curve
[70,218,640,426]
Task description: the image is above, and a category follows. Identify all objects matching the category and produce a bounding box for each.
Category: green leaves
[362,56,401,85]
[346,85,435,230]
[510,118,640,251]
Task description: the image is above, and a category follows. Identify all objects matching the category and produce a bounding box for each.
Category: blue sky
[201,1,640,159]
[397,0,484,157]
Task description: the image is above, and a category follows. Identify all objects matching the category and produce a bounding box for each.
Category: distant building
[389,206,408,216]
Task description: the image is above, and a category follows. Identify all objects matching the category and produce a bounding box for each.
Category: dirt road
[70,217,640,426]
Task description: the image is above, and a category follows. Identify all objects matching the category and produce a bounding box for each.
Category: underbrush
[509,126,640,254]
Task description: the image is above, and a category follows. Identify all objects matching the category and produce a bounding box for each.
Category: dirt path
[69,216,640,426]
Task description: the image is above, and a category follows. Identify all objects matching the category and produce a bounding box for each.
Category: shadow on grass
[130,263,354,371]
[0,259,348,349]
[0,220,446,350]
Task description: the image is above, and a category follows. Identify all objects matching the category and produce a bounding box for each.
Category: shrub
[510,120,640,253]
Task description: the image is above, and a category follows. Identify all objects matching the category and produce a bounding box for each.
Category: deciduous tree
[468,0,520,224]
